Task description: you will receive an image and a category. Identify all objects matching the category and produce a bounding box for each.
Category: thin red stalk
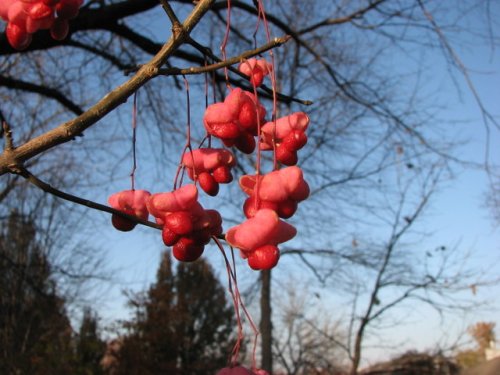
[130,92,138,190]
[257,0,279,170]
[202,59,213,148]
[240,59,263,214]
[214,237,244,366]
[204,58,209,109]
[220,0,232,86]
[230,248,260,371]
[252,5,261,50]
[173,76,194,190]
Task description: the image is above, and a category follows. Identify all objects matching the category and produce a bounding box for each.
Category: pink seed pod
[6,22,32,50]
[258,166,310,202]
[203,88,266,151]
[261,112,309,141]
[182,148,235,173]
[27,2,53,20]
[225,209,296,253]
[239,166,310,203]
[239,58,272,87]
[7,2,28,25]
[147,184,198,221]
[0,1,17,21]
[108,190,151,219]
[108,189,151,232]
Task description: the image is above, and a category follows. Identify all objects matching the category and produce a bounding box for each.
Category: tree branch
[16,167,162,230]
[0,0,216,176]
[0,75,84,115]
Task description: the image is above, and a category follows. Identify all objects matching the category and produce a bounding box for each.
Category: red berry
[212,166,233,183]
[50,18,69,40]
[210,122,240,140]
[235,132,256,154]
[250,70,264,87]
[222,138,236,147]
[248,245,280,270]
[277,199,298,219]
[198,172,219,196]
[282,130,307,151]
[56,0,81,19]
[162,226,180,246]
[6,23,32,51]
[165,211,193,235]
[190,228,212,246]
[43,0,61,5]
[111,214,136,232]
[276,144,298,166]
[243,196,278,218]
[238,100,259,131]
[205,209,223,235]
[173,237,204,262]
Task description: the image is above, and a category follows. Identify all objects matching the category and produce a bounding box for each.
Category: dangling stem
[220,0,232,86]
[130,92,138,190]
[173,76,194,190]
[214,238,244,366]
[257,0,279,170]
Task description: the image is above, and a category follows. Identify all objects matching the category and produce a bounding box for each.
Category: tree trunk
[260,269,273,373]
[350,318,367,375]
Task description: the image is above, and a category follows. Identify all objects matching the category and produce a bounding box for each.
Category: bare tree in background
[272,284,348,375]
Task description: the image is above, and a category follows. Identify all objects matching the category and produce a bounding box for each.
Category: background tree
[0,211,74,374]
[455,322,497,370]
[272,284,348,375]
[74,307,106,375]
[116,251,237,375]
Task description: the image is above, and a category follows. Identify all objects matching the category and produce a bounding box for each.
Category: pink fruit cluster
[240,166,310,219]
[224,166,309,270]
[0,0,82,50]
[261,112,309,166]
[226,209,296,270]
[238,58,272,87]
[108,190,151,232]
[204,88,266,154]
[109,58,310,271]
[109,185,222,262]
[182,148,236,196]
[147,184,223,262]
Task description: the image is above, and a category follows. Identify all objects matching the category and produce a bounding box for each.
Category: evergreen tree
[116,252,236,375]
[0,212,74,374]
[74,307,106,375]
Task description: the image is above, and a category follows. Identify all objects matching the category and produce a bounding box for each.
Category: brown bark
[260,269,273,373]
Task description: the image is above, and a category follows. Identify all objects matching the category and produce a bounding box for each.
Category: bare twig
[0,0,216,176]
[2,121,15,151]
[187,37,313,105]
[156,35,290,76]
[16,167,162,230]
[159,0,181,25]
